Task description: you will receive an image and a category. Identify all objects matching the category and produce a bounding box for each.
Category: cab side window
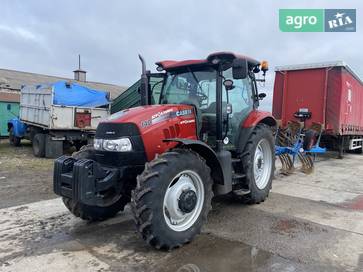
[149,76,164,104]
[222,68,253,115]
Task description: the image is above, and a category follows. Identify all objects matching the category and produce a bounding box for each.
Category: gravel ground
[0,140,54,208]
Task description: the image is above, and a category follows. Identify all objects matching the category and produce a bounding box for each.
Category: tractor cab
[142,52,269,150]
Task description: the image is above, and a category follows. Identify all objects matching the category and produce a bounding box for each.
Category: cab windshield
[159,67,252,114]
[159,68,217,108]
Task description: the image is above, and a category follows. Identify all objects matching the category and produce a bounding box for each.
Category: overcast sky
[1,0,362,110]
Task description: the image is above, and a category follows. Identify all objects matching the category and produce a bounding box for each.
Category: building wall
[0,101,19,137]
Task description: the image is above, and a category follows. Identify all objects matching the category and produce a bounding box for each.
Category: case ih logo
[279,9,356,32]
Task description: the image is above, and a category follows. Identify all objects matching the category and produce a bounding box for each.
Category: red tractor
[54,52,277,249]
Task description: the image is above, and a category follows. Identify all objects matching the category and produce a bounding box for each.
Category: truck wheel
[131,149,213,250]
[9,127,21,146]
[62,197,129,221]
[33,133,46,157]
[238,124,275,204]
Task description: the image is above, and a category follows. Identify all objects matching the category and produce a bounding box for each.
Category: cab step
[232,173,246,179]
[232,172,246,186]
[233,189,251,196]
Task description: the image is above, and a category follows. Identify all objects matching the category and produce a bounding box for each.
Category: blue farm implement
[275,121,326,174]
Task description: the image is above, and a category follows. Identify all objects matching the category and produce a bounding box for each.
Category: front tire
[238,124,275,204]
[62,146,130,221]
[62,197,129,221]
[9,127,21,146]
[131,149,213,250]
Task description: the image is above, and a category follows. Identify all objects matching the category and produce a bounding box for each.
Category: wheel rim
[253,139,272,190]
[163,170,204,232]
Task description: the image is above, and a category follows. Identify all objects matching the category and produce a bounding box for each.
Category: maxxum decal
[141,109,193,128]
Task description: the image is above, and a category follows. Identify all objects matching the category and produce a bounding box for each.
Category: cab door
[222,68,254,148]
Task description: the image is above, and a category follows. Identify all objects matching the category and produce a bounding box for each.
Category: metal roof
[0,68,127,100]
[275,61,363,85]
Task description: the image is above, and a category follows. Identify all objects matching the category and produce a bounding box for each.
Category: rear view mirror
[223,79,234,91]
[232,59,248,79]
[258,93,267,100]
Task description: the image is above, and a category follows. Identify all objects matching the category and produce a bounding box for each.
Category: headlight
[94,138,132,152]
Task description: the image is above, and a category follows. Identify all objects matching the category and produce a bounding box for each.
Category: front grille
[94,122,147,167]
[96,122,140,139]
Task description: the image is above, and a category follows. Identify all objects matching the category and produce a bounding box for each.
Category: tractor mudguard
[237,110,277,153]
[7,118,27,138]
[164,138,232,195]
[242,110,277,129]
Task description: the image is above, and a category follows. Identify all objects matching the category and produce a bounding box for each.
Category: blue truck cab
[7,117,27,146]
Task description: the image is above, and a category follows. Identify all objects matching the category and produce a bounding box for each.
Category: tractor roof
[156,52,260,70]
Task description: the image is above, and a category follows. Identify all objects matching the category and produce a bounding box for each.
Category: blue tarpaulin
[51,81,110,107]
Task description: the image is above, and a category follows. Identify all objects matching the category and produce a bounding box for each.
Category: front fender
[7,118,27,138]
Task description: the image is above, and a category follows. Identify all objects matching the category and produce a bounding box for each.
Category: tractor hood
[104,104,194,130]
[99,104,197,160]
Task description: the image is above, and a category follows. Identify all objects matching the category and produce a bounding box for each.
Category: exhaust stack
[138,54,149,106]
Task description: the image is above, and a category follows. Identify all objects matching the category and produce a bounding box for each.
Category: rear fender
[164,138,231,195]
[242,110,277,128]
[237,110,277,153]
[7,118,27,138]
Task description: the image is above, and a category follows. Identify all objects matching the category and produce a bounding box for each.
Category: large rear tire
[131,149,213,250]
[237,124,275,204]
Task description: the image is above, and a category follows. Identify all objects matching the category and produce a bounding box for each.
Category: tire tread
[131,148,213,250]
[238,124,275,204]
